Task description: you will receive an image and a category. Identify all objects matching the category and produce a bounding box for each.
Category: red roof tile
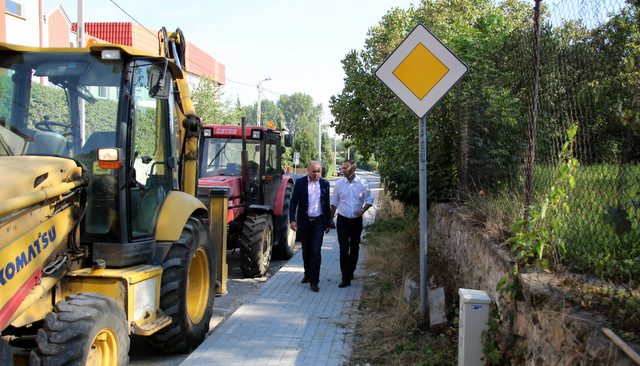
[67,21,224,84]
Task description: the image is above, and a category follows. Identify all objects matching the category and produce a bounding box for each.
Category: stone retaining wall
[429,203,639,365]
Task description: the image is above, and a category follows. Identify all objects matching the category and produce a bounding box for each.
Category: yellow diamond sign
[376,24,468,118]
[393,43,450,100]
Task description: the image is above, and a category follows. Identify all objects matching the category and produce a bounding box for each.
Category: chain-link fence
[455,0,639,337]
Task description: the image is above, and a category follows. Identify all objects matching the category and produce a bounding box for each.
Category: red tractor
[198,119,296,277]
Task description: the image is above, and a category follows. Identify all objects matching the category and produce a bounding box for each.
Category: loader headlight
[98,148,122,169]
[251,129,262,139]
[101,49,121,60]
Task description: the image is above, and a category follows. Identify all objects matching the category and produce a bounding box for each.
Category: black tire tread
[147,217,216,354]
[240,214,273,277]
[273,183,295,260]
[29,293,129,366]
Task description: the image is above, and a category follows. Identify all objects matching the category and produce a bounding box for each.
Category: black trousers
[336,214,363,281]
[300,216,324,286]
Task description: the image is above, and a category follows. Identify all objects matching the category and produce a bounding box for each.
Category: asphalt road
[129,170,381,366]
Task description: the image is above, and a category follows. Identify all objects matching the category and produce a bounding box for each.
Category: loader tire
[273,182,295,260]
[240,213,273,277]
[147,217,216,354]
[30,293,129,366]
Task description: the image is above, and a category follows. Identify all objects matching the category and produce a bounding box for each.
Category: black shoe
[301,275,309,284]
[310,283,319,292]
[338,280,351,288]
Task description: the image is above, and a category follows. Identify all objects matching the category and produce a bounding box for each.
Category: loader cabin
[0,43,185,266]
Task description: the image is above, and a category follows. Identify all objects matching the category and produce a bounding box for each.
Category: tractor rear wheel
[240,213,273,277]
[147,216,216,353]
[273,182,295,260]
[30,293,129,366]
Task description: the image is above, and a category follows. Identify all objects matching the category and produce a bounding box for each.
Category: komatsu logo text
[0,226,56,286]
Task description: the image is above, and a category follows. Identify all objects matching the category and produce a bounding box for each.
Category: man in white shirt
[330,159,374,288]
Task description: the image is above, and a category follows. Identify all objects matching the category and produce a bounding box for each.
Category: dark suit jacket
[289,175,331,230]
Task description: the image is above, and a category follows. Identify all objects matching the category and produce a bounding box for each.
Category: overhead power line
[109,0,155,37]
[108,0,282,97]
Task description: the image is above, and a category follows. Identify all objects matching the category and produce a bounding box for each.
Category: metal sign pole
[419,115,428,324]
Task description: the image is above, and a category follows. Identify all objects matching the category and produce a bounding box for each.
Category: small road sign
[376,23,468,118]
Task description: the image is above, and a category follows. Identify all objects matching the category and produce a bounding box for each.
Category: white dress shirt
[331,175,374,219]
[307,179,321,217]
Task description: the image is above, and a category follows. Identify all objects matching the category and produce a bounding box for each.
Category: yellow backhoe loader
[0,28,217,365]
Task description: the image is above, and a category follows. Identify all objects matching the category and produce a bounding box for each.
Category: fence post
[525,0,543,216]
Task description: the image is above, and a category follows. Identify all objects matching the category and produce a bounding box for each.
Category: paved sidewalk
[180,229,364,366]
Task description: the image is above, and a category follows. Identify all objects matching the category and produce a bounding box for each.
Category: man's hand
[330,220,336,229]
[290,222,297,231]
[355,209,363,217]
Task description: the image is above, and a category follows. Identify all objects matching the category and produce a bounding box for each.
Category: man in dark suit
[289,161,332,292]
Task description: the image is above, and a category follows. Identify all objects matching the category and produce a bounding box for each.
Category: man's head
[341,159,356,180]
[307,161,322,182]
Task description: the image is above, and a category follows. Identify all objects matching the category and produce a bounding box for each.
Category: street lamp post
[318,118,321,163]
[257,77,272,126]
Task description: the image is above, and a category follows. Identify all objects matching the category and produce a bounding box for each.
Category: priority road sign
[376,23,468,118]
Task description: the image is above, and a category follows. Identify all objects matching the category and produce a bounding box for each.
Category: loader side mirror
[284,133,292,148]
[149,70,170,99]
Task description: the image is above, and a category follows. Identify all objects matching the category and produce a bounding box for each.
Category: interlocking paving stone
[180,230,364,366]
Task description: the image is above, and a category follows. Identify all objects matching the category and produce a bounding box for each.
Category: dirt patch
[345,208,459,366]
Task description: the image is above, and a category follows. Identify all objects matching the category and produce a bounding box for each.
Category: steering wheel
[35,120,72,135]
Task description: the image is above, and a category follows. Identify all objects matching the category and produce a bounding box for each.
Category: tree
[190,75,242,125]
[330,6,420,205]
[278,93,323,141]
[242,99,284,128]
[330,0,534,206]
[293,128,316,167]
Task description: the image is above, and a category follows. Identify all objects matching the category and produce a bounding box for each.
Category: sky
[43,0,418,125]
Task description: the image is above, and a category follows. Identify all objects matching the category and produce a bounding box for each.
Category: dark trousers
[337,214,363,282]
[300,216,324,286]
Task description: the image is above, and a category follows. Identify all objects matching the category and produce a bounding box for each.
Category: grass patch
[348,193,458,366]
[469,163,640,282]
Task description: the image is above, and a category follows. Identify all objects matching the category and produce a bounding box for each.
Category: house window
[6,0,24,17]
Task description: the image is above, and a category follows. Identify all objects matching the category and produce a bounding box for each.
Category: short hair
[344,159,356,168]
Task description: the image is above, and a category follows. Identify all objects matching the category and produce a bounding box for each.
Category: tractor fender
[272,176,294,216]
[247,204,273,215]
[156,191,208,242]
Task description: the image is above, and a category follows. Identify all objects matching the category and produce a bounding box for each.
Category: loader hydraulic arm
[161,27,202,196]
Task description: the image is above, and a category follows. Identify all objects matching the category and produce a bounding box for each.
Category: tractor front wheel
[30,293,129,366]
[240,213,273,277]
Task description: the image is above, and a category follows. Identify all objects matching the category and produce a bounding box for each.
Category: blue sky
[44,0,418,123]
